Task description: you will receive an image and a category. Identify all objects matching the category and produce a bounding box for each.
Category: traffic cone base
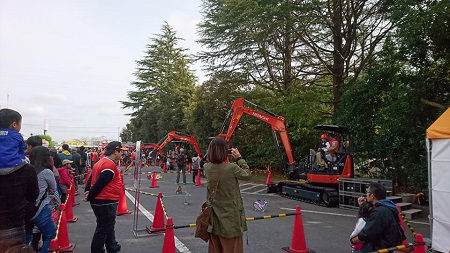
[281,247,315,253]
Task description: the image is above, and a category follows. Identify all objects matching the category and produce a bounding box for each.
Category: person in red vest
[90,149,98,165]
[84,141,128,253]
[323,133,340,162]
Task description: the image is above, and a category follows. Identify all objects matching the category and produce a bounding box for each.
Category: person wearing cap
[57,160,73,202]
[84,141,127,253]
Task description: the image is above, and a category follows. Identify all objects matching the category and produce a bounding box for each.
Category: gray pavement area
[69,166,431,253]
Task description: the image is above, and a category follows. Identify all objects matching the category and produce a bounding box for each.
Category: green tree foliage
[198,0,308,93]
[122,23,196,143]
[198,0,392,112]
[336,0,449,190]
[39,134,54,148]
[187,73,331,170]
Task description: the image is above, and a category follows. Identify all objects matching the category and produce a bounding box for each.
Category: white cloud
[167,10,201,46]
[26,105,46,114]
[30,93,68,104]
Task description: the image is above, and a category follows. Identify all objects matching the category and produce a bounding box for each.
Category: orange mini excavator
[219,98,354,206]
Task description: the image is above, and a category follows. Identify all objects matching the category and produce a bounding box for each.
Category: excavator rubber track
[277,181,339,207]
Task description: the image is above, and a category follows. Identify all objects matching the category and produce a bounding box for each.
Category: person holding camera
[204,137,251,253]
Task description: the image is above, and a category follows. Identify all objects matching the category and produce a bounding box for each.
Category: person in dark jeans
[78,146,88,184]
[84,141,128,253]
[191,153,201,183]
[176,148,187,184]
[351,182,406,252]
[0,109,39,246]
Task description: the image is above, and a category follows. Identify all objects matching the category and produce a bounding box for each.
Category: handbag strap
[209,163,226,202]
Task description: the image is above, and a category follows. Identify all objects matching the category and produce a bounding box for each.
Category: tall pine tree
[122,22,196,142]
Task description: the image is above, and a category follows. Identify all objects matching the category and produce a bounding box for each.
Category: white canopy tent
[426,107,450,252]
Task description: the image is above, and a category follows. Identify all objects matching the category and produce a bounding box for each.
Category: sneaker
[107,243,121,253]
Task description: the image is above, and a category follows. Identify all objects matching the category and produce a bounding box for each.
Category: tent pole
[426,138,433,237]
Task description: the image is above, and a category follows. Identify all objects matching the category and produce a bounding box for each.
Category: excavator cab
[306,125,352,175]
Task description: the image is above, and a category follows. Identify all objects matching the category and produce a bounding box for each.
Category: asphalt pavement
[68,166,431,253]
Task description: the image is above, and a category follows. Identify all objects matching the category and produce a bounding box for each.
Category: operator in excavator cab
[324,133,340,163]
[315,133,340,168]
[315,133,330,168]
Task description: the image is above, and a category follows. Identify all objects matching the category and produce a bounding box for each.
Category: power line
[22,124,121,129]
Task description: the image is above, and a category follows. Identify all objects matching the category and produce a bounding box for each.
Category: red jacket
[57,167,71,187]
[90,157,121,201]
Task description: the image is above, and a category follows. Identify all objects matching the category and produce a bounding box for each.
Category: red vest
[328,138,340,154]
[91,157,121,201]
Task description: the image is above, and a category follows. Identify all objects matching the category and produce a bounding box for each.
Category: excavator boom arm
[221,98,295,165]
[157,131,202,156]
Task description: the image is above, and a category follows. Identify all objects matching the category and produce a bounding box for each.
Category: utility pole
[6,93,10,108]
[43,119,48,135]
[118,127,120,142]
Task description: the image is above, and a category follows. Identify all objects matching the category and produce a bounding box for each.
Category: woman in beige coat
[204,137,251,253]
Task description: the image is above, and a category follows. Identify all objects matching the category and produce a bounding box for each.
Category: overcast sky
[0,0,205,142]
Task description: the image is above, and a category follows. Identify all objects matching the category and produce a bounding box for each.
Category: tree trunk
[331,0,344,113]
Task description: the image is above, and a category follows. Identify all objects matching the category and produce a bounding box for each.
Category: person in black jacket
[351,182,406,252]
[0,109,39,246]
[176,148,187,184]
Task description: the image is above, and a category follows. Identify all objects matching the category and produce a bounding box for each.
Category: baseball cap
[105,141,128,151]
[62,159,73,165]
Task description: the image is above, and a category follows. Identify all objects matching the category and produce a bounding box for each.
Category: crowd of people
[0,107,407,253]
[0,108,125,253]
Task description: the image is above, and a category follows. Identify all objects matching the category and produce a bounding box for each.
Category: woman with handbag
[25,146,60,253]
[203,137,251,253]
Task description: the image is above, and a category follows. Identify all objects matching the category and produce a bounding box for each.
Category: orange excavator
[156,131,202,157]
[219,98,354,206]
[142,143,159,150]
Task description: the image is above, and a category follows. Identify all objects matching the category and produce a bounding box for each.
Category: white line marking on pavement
[254,188,267,194]
[125,191,191,253]
[240,185,261,192]
[239,183,253,187]
[280,207,430,225]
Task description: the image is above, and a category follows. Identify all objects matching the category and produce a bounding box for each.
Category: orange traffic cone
[117,171,131,216]
[146,192,165,233]
[65,190,78,223]
[58,204,76,252]
[414,233,426,253]
[282,205,312,253]
[162,163,167,173]
[71,177,78,196]
[49,237,60,253]
[150,171,159,188]
[265,170,272,185]
[161,217,176,253]
[68,184,79,207]
[195,170,202,186]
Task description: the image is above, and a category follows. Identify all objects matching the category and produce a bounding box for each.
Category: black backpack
[177,154,185,167]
